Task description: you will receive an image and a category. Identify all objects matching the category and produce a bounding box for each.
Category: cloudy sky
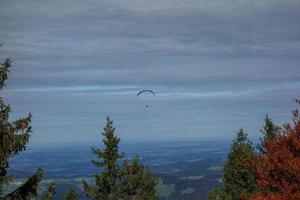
[1,0,300,147]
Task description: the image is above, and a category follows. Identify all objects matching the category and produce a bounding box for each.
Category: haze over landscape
[1,0,300,147]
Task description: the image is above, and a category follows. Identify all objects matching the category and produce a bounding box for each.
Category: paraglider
[136,90,155,108]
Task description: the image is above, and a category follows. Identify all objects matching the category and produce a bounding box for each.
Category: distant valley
[9,141,231,200]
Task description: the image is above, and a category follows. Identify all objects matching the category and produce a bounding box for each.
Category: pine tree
[82,117,124,200]
[207,188,231,200]
[0,56,43,199]
[257,115,280,154]
[119,157,158,200]
[40,182,56,200]
[222,129,258,200]
[82,117,159,200]
[63,189,79,200]
[2,169,42,200]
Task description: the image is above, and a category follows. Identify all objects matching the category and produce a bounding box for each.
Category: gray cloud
[1,0,300,145]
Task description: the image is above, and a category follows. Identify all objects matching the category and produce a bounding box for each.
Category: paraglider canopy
[136,90,155,97]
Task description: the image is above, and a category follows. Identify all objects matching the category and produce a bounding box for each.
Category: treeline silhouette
[1,55,299,200]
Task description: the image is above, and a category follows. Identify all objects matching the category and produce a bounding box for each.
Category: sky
[1,0,300,147]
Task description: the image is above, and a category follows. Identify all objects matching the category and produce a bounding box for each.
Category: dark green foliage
[257,115,280,154]
[83,117,159,200]
[2,169,42,200]
[63,189,79,200]
[0,57,33,191]
[82,117,124,200]
[119,157,159,200]
[0,58,11,89]
[0,55,53,200]
[207,188,231,200]
[207,118,281,199]
[222,129,258,200]
[40,182,56,200]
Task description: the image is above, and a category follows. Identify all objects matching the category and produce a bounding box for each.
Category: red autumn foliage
[247,106,300,200]
[249,193,291,200]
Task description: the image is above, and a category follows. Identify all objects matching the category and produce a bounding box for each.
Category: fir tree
[207,188,231,200]
[40,182,56,200]
[0,56,43,199]
[2,169,42,200]
[257,115,280,154]
[222,129,258,200]
[119,157,158,200]
[63,189,79,200]
[82,117,124,200]
[82,117,159,200]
